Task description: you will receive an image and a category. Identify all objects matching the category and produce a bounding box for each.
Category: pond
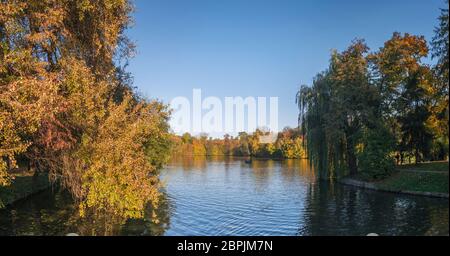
[0,157,448,236]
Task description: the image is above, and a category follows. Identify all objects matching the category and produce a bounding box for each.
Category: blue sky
[127,0,445,137]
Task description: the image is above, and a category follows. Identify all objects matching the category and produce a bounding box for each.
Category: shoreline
[171,155,308,160]
[339,177,449,199]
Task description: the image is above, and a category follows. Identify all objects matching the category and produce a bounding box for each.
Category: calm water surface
[0,157,448,235]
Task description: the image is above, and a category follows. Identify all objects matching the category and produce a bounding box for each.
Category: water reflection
[163,157,448,236]
[0,188,172,236]
[0,157,448,236]
[299,181,449,236]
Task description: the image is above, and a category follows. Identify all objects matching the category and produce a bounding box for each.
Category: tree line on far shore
[171,127,306,159]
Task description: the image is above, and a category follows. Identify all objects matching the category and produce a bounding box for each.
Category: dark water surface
[0,157,448,235]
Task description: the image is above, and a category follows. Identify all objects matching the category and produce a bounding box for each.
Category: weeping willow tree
[297,73,348,179]
[297,40,380,179]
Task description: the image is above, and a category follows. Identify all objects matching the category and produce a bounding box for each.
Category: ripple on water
[1,158,448,236]
[160,158,448,236]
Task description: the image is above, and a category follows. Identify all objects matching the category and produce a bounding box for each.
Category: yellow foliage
[1,0,172,220]
[79,95,170,219]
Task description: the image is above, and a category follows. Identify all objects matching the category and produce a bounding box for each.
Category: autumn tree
[0,0,173,220]
[298,27,449,179]
[370,33,437,163]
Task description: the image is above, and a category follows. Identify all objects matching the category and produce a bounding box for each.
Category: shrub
[358,125,395,180]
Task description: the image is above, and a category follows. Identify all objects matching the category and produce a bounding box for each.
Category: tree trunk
[346,137,358,176]
[415,148,420,164]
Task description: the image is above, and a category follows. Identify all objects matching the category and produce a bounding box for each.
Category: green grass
[375,171,449,194]
[351,161,449,195]
[397,161,449,172]
[0,172,50,208]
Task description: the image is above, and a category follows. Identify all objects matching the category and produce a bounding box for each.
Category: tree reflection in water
[1,157,448,236]
[0,187,172,236]
[298,180,449,236]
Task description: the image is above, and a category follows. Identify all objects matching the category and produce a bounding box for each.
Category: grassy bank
[396,161,449,173]
[345,161,449,196]
[0,172,51,208]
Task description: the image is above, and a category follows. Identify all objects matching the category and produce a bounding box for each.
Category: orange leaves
[375,32,429,79]
[0,75,60,186]
[1,0,173,221]
[0,76,60,144]
[37,117,76,151]
[0,1,26,23]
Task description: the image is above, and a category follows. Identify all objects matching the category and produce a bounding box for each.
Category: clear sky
[127,0,445,137]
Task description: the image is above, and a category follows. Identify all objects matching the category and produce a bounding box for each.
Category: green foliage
[431,1,449,157]
[432,1,449,86]
[358,126,395,180]
[298,22,450,179]
[298,40,378,179]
